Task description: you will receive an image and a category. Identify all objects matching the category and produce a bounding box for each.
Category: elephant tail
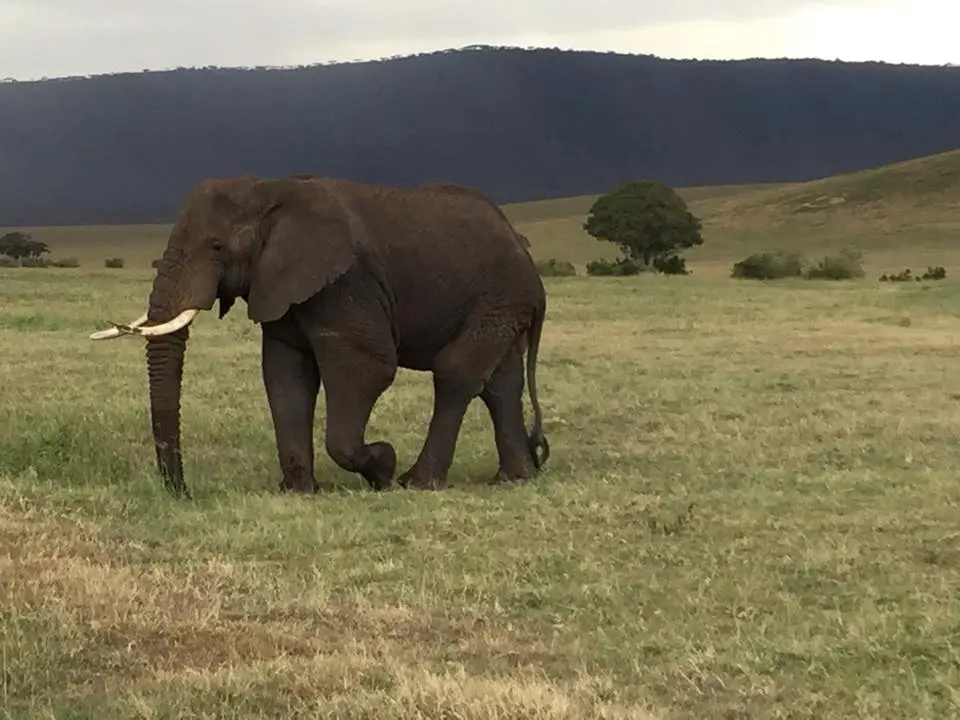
[526,297,550,469]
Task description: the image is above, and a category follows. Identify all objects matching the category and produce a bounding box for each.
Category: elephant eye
[211,239,224,251]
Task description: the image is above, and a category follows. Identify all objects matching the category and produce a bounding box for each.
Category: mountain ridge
[2,45,959,226]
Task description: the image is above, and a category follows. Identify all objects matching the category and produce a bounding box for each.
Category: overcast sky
[2,0,957,80]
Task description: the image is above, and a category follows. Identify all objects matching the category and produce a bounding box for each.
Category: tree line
[2,46,960,226]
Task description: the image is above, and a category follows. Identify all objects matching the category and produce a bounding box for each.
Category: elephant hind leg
[480,345,538,484]
[398,314,522,490]
[319,349,397,490]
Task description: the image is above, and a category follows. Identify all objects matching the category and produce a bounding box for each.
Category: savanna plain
[3,154,960,718]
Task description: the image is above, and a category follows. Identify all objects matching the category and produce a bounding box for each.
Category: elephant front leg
[262,334,321,493]
[316,345,398,490]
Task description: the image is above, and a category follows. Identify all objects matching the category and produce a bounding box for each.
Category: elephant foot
[278,479,318,493]
[489,468,534,486]
[361,441,397,491]
[278,467,319,494]
[397,467,446,491]
[488,450,538,486]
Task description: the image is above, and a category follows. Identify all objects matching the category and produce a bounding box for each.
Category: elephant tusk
[89,312,149,340]
[127,309,200,337]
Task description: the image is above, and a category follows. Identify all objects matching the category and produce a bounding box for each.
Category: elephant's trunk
[142,258,205,499]
[146,327,190,497]
[88,213,220,498]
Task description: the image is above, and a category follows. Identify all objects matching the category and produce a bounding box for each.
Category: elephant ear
[246,181,364,324]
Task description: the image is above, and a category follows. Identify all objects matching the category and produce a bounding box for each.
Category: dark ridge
[1,45,959,226]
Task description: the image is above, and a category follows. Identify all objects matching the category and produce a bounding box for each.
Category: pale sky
[1,0,957,81]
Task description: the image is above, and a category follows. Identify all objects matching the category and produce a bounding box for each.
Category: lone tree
[0,231,50,264]
[583,180,703,267]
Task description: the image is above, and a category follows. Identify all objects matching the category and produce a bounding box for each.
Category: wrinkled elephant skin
[90,175,550,497]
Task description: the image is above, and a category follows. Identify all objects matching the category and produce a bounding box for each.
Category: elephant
[89,174,550,498]
[420,184,532,252]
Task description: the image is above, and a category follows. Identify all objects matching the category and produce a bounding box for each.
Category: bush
[20,256,50,268]
[731,251,805,280]
[151,258,163,269]
[803,248,864,280]
[50,257,80,268]
[653,254,690,275]
[881,269,911,282]
[586,257,644,276]
[0,256,16,268]
[104,257,125,268]
[535,258,577,277]
[881,266,946,282]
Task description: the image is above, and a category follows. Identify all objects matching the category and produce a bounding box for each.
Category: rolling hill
[702,149,960,230]
[6,150,958,276]
[2,45,960,227]
[504,149,960,271]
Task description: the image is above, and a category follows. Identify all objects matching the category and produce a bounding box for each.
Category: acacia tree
[583,180,703,267]
[0,231,50,264]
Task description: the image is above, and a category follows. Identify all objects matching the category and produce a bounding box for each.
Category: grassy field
[503,149,960,275]
[3,155,960,717]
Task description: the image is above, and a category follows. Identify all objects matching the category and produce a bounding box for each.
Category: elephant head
[89,175,363,496]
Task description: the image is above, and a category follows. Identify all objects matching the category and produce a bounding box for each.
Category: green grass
[4,154,960,716]
[4,259,960,717]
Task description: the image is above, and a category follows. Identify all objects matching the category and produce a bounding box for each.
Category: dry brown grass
[1,503,652,718]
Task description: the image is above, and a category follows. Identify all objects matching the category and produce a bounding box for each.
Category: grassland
[3,153,960,717]
[503,149,960,276]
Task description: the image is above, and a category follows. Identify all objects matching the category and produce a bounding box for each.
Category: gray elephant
[89,175,550,498]
[421,184,532,252]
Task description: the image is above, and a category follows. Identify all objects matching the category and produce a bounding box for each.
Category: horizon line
[3,43,957,85]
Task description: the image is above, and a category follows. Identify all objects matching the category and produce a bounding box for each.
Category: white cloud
[0,0,954,80]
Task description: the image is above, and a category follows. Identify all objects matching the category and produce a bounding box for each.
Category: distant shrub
[881,266,946,282]
[586,257,643,276]
[881,269,911,282]
[20,256,50,268]
[0,256,16,268]
[803,248,864,280]
[653,254,690,275]
[151,258,163,269]
[50,257,80,268]
[104,257,125,268]
[731,251,804,280]
[535,258,577,277]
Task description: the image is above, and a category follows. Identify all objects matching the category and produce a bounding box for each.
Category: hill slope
[703,149,960,230]
[2,46,960,227]
[503,150,960,270]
